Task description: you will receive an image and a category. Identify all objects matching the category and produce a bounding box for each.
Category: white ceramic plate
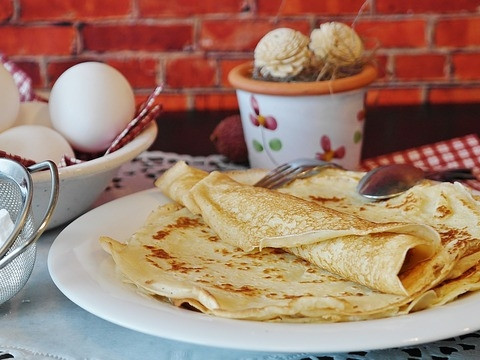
[48,188,480,353]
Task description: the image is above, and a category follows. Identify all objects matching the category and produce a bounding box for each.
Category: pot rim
[228,62,377,96]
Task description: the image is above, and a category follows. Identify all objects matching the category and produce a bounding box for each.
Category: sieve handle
[0,161,59,269]
[27,160,60,235]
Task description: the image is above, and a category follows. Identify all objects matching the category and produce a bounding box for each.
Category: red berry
[210,115,248,163]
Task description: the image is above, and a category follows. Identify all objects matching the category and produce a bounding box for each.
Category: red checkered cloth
[0,54,36,102]
[360,134,480,191]
[104,86,163,155]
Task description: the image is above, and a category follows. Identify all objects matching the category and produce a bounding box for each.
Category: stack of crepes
[100,161,480,322]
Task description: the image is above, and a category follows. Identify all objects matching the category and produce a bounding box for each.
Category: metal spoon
[357,163,476,200]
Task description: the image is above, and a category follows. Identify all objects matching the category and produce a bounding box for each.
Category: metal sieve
[0,158,59,305]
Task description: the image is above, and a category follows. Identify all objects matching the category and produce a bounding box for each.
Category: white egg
[13,101,52,128]
[49,62,136,153]
[0,64,20,132]
[0,125,74,164]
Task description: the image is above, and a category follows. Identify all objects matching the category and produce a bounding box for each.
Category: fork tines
[254,164,308,189]
[254,158,338,189]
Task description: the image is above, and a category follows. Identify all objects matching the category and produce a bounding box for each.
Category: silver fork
[253,158,342,189]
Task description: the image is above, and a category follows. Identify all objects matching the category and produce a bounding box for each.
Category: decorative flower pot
[228,62,377,170]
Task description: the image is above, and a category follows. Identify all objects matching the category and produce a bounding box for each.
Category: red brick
[154,94,189,112]
[47,58,157,88]
[376,0,480,13]
[372,55,388,81]
[453,53,480,80]
[0,0,14,21]
[47,60,96,87]
[220,59,250,87]
[0,26,76,55]
[395,54,446,80]
[138,0,245,16]
[258,0,368,15]
[435,17,480,47]
[1,1,478,111]
[194,92,240,111]
[20,0,131,21]
[132,91,187,111]
[366,88,423,106]
[106,58,157,88]
[200,20,310,51]
[355,20,426,48]
[429,87,480,104]
[82,24,193,52]
[165,57,217,88]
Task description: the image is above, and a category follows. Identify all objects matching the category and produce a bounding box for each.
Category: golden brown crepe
[156,161,446,296]
[274,167,480,307]
[100,161,480,322]
[100,203,423,322]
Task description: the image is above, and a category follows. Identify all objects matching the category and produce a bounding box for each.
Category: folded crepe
[155,161,447,296]
[275,167,480,306]
[100,202,427,322]
[100,161,480,322]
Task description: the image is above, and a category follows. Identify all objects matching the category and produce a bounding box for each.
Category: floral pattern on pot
[249,95,282,164]
[316,135,346,162]
[353,108,365,144]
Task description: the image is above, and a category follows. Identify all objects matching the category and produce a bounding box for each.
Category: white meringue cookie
[254,28,311,78]
[309,22,364,67]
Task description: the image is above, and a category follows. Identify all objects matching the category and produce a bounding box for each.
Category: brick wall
[1,0,479,111]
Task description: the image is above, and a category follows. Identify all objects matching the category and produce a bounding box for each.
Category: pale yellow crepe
[100,162,480,322]
[100,203,423,322]
[275,167,480,306]
[156,161,446,296]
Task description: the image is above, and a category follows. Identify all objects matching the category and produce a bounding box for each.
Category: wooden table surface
[152,104,480,161]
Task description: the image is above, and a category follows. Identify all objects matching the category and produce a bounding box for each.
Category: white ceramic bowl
[31,122,157,229]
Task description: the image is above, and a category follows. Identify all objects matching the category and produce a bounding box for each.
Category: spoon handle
[424,168,476,181]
